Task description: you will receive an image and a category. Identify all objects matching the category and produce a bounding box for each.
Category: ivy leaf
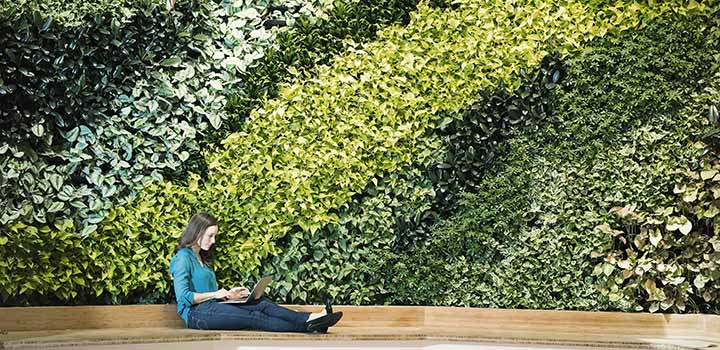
[65,127,80,142]
[672,183,686,194]
[47,202,65,213]
[666,222,680,232]
[79,224,97,237]
[161,56,183,67]
[701,169,717,180]
[313,250,324,261]
[693,275,708,289]
[678,219,692,235]
[31,124,44,137]
[704,206,719,218]
[648,302,660,313]
[238,8,260,18]
[223,56,242,67]
[649,229,662,247]
[208,114,221,129]
[209,80,224,90]
[49,174,63,191]
[602,263,614,276]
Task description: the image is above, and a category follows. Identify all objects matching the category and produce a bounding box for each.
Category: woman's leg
[187,301,308,332]
[230,297,310,325]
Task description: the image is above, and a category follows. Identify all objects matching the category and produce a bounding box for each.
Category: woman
[169,212,343,332]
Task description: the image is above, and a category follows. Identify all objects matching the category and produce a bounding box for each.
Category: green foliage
[386,11,720,310]
[260,160,442,305]
[255,52,562,305]
[0,0,144,27]
[0,220,88,303]
[0,0,413,305]
[427,56,563,217]
[700,17,720,150]
[254,1,712,307]
[593,75,720,314]
[206,0,679,278]
[0,0,336,233]
[0,178,199,305]
[221,0,421,142]
[0,0,205,232]
[1,0,711,307]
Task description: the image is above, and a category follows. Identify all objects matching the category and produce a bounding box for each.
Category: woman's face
[197,225,218,251]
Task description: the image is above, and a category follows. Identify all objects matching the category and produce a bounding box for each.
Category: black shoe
[325,296,333,314]
[307,311,343,333]
[320,297,333,333]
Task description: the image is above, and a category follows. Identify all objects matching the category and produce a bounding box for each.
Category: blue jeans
[187,297,311,332]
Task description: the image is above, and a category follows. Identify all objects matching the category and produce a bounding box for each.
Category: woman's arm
[171,253,230,306]
[193,291,217,304]
[170,253,196,307]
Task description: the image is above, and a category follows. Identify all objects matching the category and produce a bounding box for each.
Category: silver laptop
[218,275,273,304]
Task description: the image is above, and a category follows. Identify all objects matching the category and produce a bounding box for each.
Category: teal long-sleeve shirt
[169,247,219,326]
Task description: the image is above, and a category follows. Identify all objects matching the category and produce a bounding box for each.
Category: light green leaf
[704,205,719,218]
[80,224,98,237]
[238,8,260,18]
[161,56,183,67]
[223,56,242,67]
[649,229,662,247]
[31,124,45,137]
[148,100,159,112]
[65,127,80,142]
[602,263,614,277]
[47,202,64,213]
[693,275,709,289]
[209,80,224,90]
[208,114,221,129]
[679,219,692,235]
[701,170,717,180]
[86,215,104,224]
[49,174,63,191]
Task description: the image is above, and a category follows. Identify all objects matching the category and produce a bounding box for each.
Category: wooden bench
[1,304,718,349]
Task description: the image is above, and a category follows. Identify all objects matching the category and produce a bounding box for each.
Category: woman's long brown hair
[174,212,218,266]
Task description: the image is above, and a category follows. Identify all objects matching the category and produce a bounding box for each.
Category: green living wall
[260,7,720,312]
[0,0,336,234]
[0,0,425,305]
[1,0,718,314]
[380,12,720,313]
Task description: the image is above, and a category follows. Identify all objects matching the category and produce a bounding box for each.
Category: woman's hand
[229,286,250,299]
[214,288,233,300]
